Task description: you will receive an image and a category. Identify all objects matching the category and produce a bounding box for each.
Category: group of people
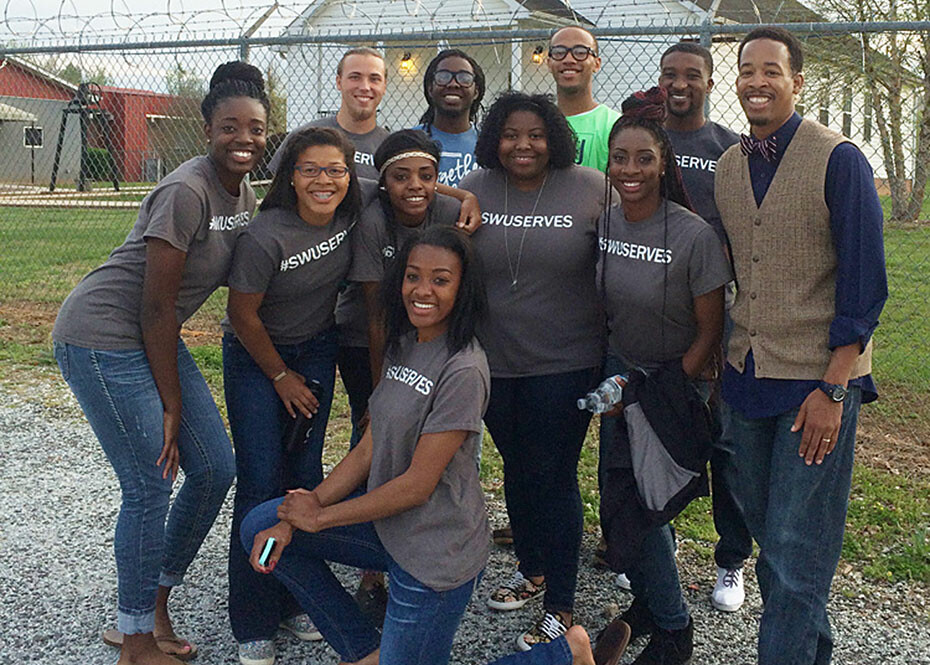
[52,22,887,665]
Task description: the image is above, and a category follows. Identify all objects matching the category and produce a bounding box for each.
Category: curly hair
[418,49,486,132]
[260,127,361,221]
[201,61,270,124]
[381,225,487,357]
[474,91,576,170]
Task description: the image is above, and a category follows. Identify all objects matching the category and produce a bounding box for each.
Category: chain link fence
[0,19,928,450]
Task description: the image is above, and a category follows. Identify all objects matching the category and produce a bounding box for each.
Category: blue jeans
[54,340,235,635]
[337,344,373,449]
[241,497,480,665]
[223,330,338,642]
[728,387,862,665]
[600,356,692,631]
[486,636,572,664]
[483,367,599,614]
[711,400,753,569]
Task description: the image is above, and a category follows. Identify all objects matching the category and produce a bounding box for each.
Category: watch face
[820,382,847,402]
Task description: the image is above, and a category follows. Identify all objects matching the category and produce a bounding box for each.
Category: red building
[0,57,196,185]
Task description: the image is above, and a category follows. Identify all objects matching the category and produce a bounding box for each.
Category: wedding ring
[822,437,832,443]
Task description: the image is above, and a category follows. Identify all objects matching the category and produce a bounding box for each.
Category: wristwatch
[818,381,847,403]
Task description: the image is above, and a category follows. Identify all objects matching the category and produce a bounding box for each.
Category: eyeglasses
[293,164,349,178]
[433,69,476,86]
[548,45,597,61]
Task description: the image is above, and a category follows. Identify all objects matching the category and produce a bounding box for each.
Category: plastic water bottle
[577,375,628,414]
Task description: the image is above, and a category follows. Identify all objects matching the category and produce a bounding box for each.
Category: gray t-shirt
[53,156,255,350]
[597,201,731,369]
[336,193,462,348]
[459,166,606,377]
[368,332,491,591]
[223,206,356,345]
[269,115,390,180]
[666,121,739,243]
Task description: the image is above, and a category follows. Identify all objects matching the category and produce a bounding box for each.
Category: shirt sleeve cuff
[828,315,877,352]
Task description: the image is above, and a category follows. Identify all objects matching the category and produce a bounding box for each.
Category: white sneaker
[615,572,632,591]
[239,639,275,665]
[711,566,745,612]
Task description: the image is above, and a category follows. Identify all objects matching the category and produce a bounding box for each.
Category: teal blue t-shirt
[411,124,478,187]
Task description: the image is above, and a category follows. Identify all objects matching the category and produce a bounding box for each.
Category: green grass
[880,191,930,221]
[1,203,929,586]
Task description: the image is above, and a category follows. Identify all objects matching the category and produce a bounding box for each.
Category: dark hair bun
[209,61,265,91]
[620,86,668,123]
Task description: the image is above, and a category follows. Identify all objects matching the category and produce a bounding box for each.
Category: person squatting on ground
[596,87,731,665]
[241,225,491,665]
[717,27,887,665]
[413,49,486,187]
[51,61,268,665]
[459,91,608,650]
[657,41,753,612]
[223,127,367,665]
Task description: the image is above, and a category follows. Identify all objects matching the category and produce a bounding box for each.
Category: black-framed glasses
[433,69,476,86]
[548,45,597,61]
[293,164,349,178]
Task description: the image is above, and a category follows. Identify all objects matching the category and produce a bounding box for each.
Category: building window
[24,125,43,148]
[819,106,830,127]
[842,88,853,137]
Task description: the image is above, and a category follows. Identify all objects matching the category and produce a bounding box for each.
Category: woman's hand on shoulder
[273,369,320,418]
[278,488,325,532]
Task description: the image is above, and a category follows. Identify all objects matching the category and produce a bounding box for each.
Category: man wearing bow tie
[715,27,887,665]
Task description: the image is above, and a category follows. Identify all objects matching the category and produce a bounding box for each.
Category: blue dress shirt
[722,113,888,418]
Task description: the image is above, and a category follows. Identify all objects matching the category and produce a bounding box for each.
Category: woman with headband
[596,88,730,665]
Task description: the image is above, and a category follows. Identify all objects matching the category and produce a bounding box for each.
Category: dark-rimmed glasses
[293,164,349,178]
[433,69,476,86]
[548,45,597,61]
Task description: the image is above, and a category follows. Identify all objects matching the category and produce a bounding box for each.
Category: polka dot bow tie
[740,133,778,162]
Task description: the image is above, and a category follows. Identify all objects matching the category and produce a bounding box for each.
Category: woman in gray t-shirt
[222,127,365,662]
[459,91,605,650]
[240,226,491,665]
[597,89,730,661]
[50,63,269,662]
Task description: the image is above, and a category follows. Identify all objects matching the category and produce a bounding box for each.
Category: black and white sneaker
[516,611,569,651]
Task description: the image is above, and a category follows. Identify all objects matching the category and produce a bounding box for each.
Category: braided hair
[201,61,270,124]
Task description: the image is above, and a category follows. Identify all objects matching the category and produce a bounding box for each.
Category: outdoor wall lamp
[531,45,544,63]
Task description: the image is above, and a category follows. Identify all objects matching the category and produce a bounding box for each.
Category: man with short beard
[270,47,389,179]
[658,41,752,616]
[716,27,886,665]
[547,25,619,171]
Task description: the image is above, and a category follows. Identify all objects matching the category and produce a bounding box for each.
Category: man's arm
[792,142,888,465]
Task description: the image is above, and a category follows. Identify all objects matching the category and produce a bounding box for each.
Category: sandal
[102,628,198,661]
[486,571,546,611]
[492,526,514,546]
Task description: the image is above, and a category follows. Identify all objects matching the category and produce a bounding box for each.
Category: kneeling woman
[242,225,491,665]
[598,89,730,664]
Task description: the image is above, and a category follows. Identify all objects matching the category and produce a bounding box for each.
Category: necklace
[503,171,549,291]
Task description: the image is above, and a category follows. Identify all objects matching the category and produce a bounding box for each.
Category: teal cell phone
[258,537,276,567]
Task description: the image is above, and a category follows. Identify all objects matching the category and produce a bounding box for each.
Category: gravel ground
[1,380,928,665]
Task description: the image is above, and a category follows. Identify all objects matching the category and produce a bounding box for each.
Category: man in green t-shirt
[547,26,620,171]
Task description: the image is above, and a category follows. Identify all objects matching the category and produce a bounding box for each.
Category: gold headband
[378,150,438,176]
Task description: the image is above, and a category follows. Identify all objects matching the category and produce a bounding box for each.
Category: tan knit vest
[716,119,872,381]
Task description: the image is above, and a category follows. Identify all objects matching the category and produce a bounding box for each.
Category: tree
[265,64,288,135]
[815,0,929,223]
[166,64,205,100]
[57,63,110,86]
